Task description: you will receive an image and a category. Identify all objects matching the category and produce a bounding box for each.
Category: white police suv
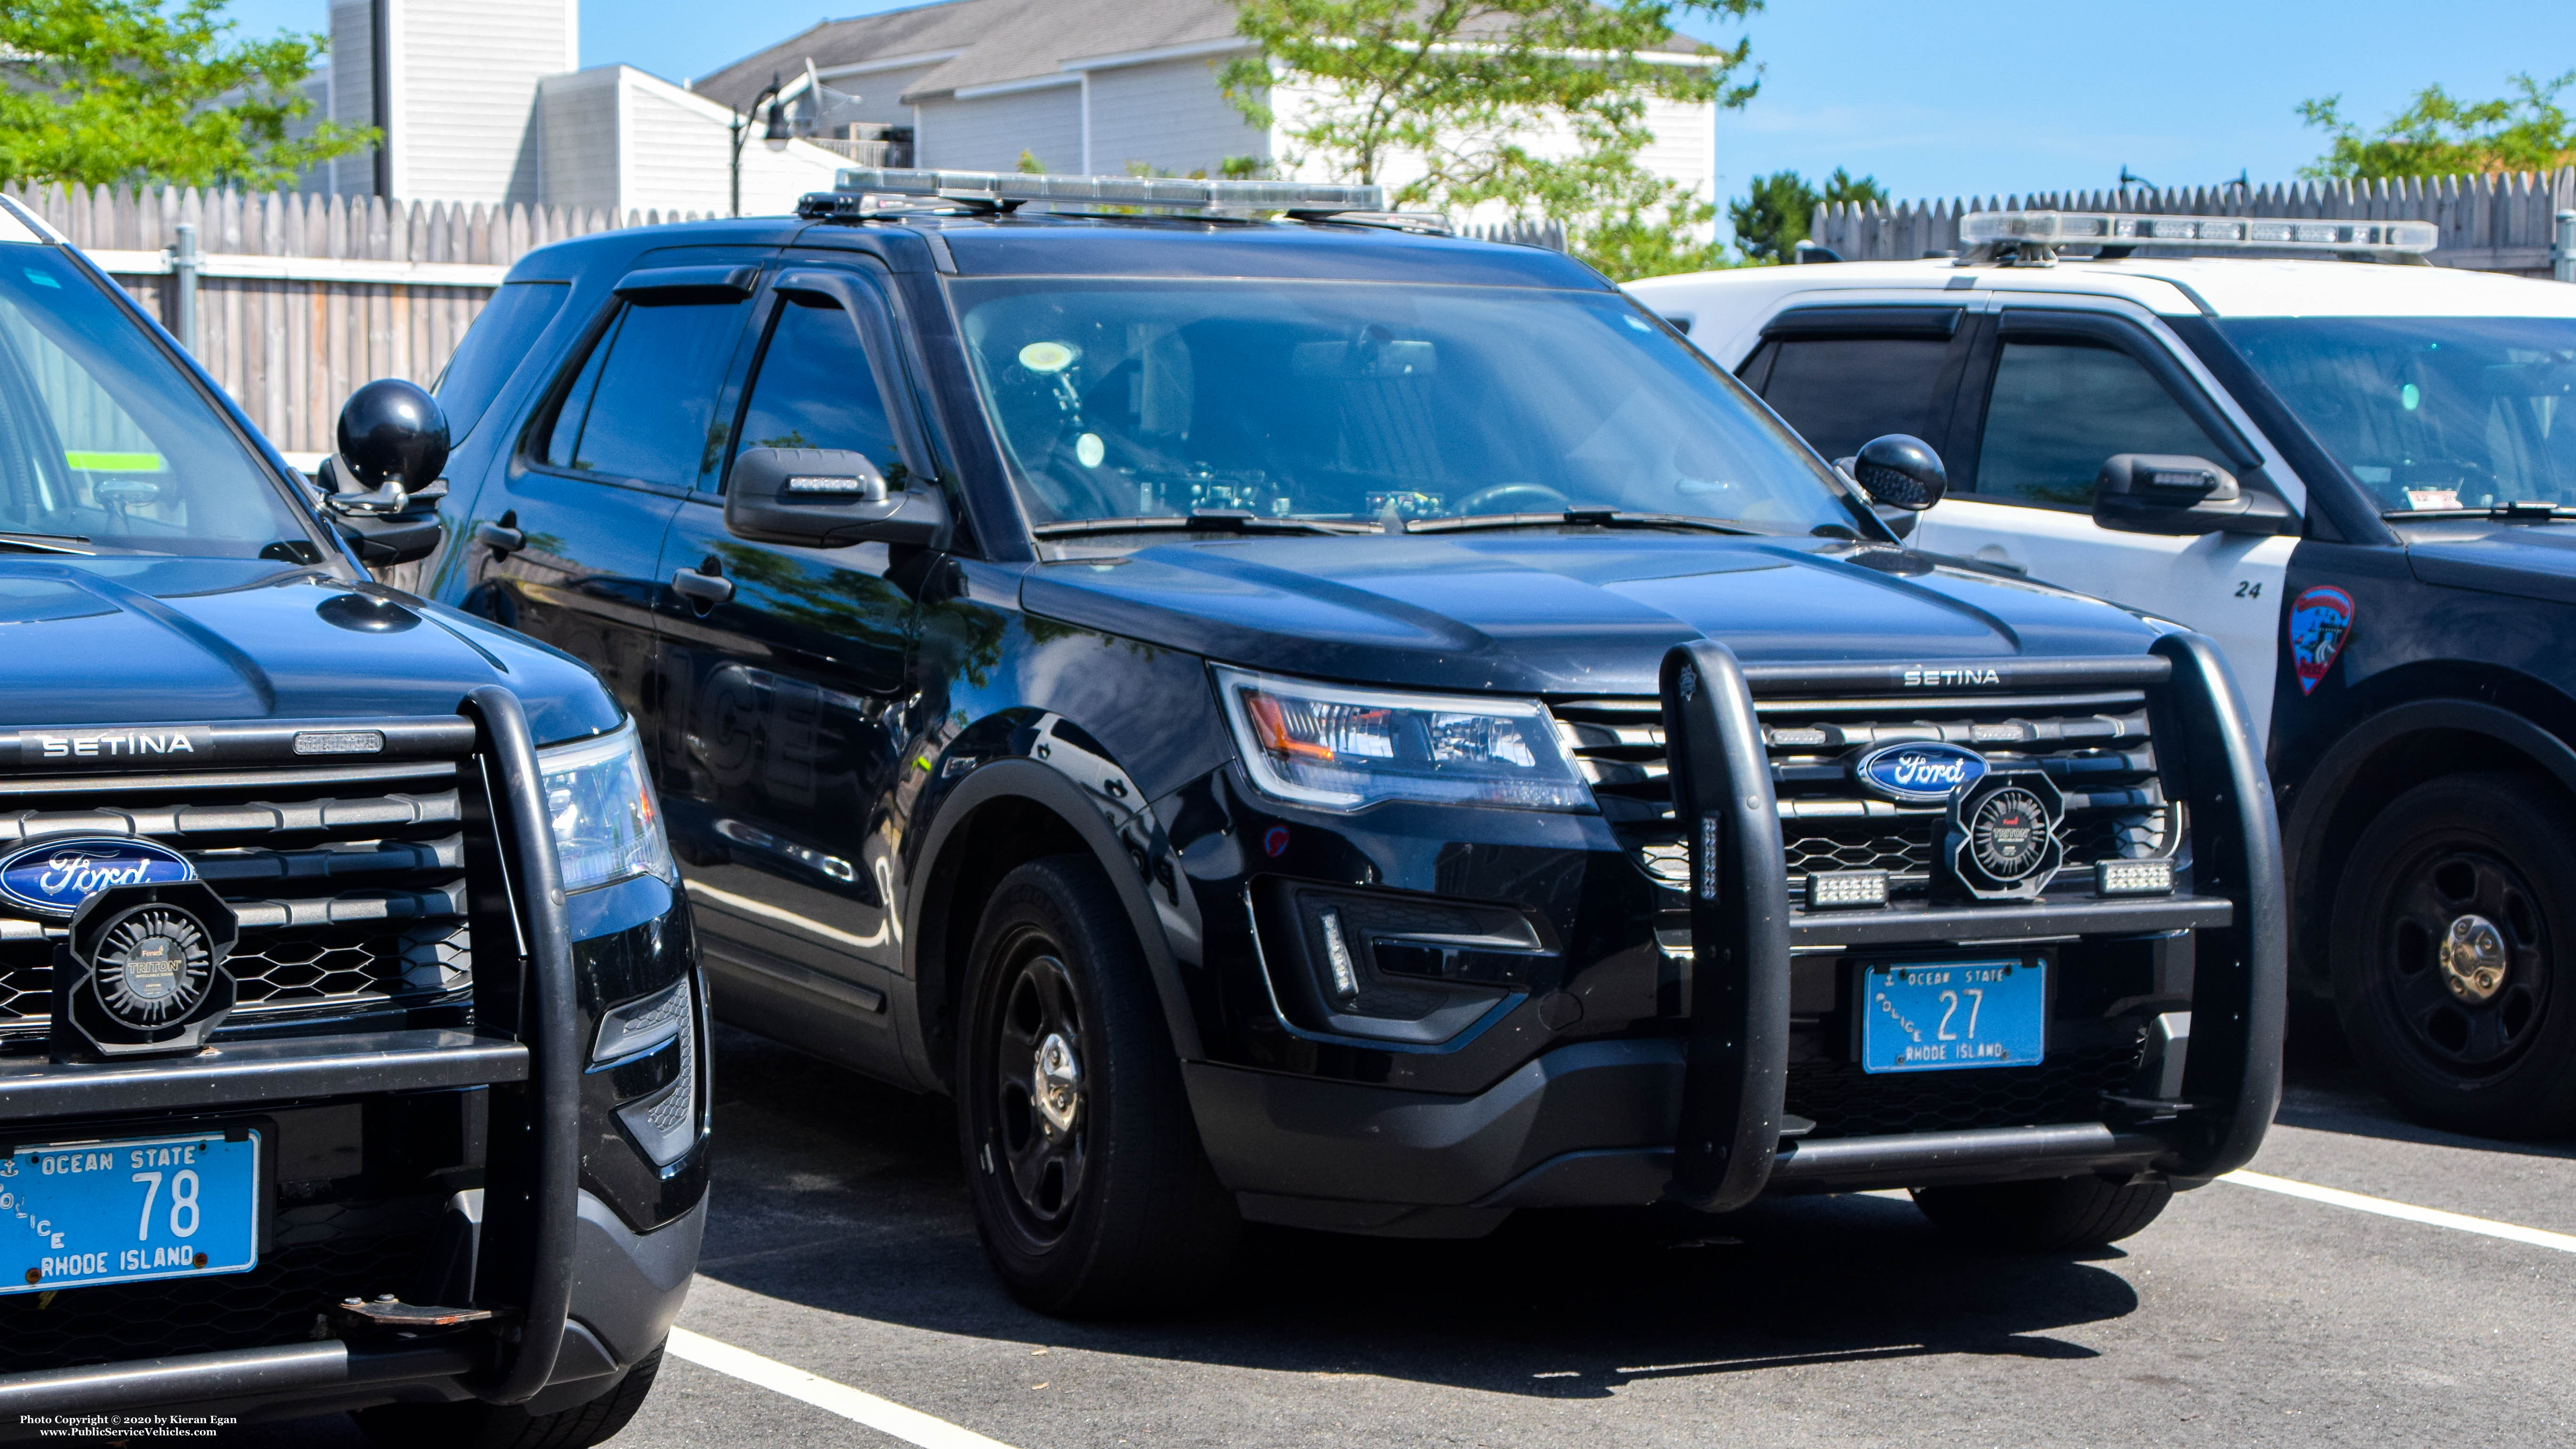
[1633,218,2576,1138]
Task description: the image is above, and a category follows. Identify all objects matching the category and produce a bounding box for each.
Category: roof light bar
[830,166,1387,214]
[1961,210,2439,255]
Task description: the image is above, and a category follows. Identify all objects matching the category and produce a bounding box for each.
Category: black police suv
[0,197,704,1441]
[1636,244,2576,1138]
[406,169,2282,1315]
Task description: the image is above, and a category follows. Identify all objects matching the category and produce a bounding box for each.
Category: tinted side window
[732,294,901,473]
[1975,340,2225,507]
[1756,336,1955,460]
[545,298,748,488]
[542,312,616,468]
[434,280,567,445]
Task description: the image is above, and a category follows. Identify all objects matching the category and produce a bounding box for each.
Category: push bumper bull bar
[1657,633,2285,1211]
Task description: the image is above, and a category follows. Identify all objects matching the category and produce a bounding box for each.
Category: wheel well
[2290,725,2576,993]
[913,795,1090,1094]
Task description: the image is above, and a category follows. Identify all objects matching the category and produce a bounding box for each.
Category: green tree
[1221,0,1760,281]
[1725,166,1883,262]
[0,0,374,188]
[2298,71,2576,180]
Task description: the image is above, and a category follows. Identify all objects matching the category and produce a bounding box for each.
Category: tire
[957,855,1239,1317]
[2330,772,2576,1139]
[351,1341,664,1449]
[1911,1175,2174,1250]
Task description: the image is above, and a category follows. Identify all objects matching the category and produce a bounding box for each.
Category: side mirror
[2094,454,2291,536]
[322,379,451,567]
[1846,435,1947,539]
[724,447,950,550]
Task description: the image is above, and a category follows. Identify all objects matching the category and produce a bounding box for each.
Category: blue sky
[221,0,2567,208]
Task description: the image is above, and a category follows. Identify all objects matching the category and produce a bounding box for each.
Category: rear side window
[1975,340,2226,507]
[539,297,747,489]
[433,280,566,446]
[732,294,901,472]
[1754,336,1956,460]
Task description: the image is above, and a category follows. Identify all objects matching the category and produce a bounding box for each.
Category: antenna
[2118,166,2156,192]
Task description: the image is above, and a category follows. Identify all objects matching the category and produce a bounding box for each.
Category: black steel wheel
[1911,1175,2173,1250]
[2331,773,2576,1138]
[958,855,1238,1316]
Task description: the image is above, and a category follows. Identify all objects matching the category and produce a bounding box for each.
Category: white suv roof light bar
[1960,210,2439,261]
[828,166,1387,214]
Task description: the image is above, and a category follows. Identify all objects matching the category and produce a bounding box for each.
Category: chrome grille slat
[1554,688,2174,896]
[0,741,483,1037]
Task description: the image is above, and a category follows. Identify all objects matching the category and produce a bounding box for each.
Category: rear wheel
[957,855,1238,1316]
[351,1341,663,1449]
[2330,773,2576,1138]
[1911,1175,2173,1250]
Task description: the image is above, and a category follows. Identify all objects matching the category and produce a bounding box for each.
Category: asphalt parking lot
[243,1019,2576,1449]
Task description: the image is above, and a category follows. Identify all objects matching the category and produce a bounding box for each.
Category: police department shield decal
[2289,586,2355,696]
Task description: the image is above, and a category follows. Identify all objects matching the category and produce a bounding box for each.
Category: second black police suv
[399,168,2283,1315]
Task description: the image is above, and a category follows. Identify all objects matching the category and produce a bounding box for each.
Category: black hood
[1021,533,2166,696]
[2406,522,2576,606]
[0,558,620,743]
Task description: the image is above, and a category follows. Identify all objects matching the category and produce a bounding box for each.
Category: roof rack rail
[1957,210,2440,267]
[816,166,1388,219]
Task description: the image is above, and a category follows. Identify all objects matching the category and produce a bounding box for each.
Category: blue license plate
[1858,958,2045,1074]
[0,1132,260,1293]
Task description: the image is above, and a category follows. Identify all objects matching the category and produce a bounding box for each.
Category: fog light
[1318,908,1360,999]
[2095,859,2175,896]
[1806,870,1889,910]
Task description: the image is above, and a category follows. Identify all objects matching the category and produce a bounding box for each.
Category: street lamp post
[730,72,793,218]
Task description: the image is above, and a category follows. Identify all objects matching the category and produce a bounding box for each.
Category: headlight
[537,723,675,892]
[1213,666,1593,812]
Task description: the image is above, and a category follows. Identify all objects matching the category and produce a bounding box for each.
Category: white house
[294,0,846,217]
[694,0,1721,237]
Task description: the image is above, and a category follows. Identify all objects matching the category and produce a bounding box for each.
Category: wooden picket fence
[7,184,712,455]
[1812,168,2576,277]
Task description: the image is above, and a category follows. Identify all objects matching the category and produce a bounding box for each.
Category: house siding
[394,0,571,205]
[916,84,1083,173]
[537,69,624,212]
[1082,55,1266,178]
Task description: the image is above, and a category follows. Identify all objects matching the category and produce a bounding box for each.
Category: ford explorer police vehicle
[1633,213,2576,1137]
[0,197,704,1443]
[400,169,2281,1316]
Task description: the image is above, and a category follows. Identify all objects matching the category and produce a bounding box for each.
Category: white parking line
[667,1327,1022,1449]
[2222,1169,2576,1254]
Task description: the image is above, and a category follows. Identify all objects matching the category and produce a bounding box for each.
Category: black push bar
[1658,641,1792,1211]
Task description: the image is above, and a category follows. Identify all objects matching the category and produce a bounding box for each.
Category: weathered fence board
[4,184,711,454]
[1814,169,2576,277]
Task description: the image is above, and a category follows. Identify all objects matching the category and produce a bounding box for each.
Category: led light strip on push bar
[829,166,1388,214]
[1960,210,2440,256]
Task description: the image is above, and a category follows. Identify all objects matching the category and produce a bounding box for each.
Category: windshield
[0,244,309,557]
[949,277,1864,536]
[2219,316,2576,514]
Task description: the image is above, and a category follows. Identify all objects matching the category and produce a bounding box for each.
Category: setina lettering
[1899,665,2005,688]
[24,728,207,763]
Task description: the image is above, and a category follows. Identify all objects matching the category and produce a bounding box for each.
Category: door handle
[474,516,524,556]
[671,563,733,608]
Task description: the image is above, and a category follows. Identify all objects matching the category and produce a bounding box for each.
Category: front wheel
[2330,772,2576,1138]
[1911,1175,2173,1250]
[957,855,1238,1316]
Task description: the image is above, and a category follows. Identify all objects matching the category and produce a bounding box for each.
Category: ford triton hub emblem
[0,837,196,918]
[1853,743,1989,803]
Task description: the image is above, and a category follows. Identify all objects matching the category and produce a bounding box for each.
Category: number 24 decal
[2235,580,2264,598]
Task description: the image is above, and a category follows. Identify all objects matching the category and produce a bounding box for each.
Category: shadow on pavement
[696,1026,2139,1399]
[2275,999,2576,1158]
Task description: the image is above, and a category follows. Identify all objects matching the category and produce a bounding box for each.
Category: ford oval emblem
[1853,742,1989,803]
[0,837,197,919]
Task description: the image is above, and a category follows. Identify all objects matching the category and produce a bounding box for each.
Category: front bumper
[1183,634,2283,1231]
[0,694,708,1415]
